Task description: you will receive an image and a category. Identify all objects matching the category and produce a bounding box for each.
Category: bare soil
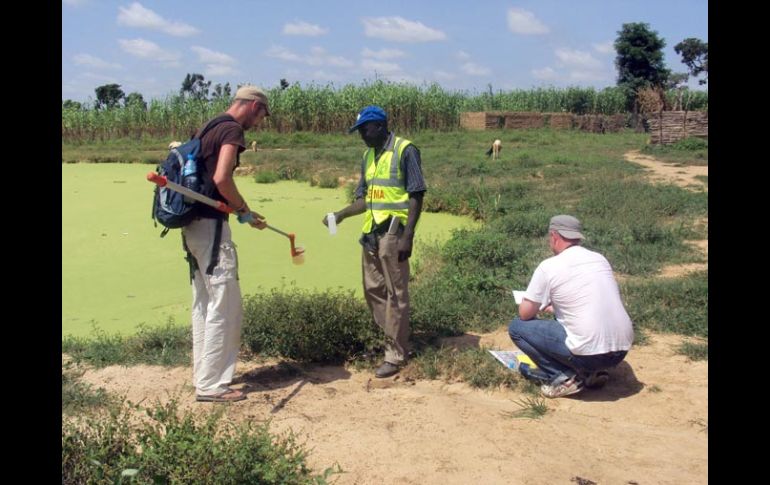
[79,328,707,485]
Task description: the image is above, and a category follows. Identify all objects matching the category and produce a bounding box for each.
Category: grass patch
[641,137,708,166]
[62,363,114,415]
[405,347,521,389]
[505,396,549,419]
[621,270,708,337]
[62,321,191,368]
[62,398,340,484]
[677,341,708,361]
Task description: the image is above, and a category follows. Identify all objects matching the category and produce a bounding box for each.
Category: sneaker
[584,371,609,389]
[541,377,584,398]
[375,362,400,378]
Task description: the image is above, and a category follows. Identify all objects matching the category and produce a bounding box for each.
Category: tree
[614,23,671,112]
[665,72,690,111]
[62,99,83,110]
[94,83,125,109]
[124,92,147,110]
[674,38,708,85]
[180,73,211,100]
[211,82,232,100]
[280,78,289,90]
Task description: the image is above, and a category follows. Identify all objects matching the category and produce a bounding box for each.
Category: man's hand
[238,210,267,229]
[397,233,414,262]
[322,212,343,227]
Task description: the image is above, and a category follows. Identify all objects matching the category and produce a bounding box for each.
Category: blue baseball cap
[348,105,387,133]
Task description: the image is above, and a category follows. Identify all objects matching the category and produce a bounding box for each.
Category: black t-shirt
[195,114,245,218]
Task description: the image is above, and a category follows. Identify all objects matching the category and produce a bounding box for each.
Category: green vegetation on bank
[62,80,708,141]
[62,398,340,484]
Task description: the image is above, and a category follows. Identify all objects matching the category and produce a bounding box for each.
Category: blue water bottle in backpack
[181,153,199,203]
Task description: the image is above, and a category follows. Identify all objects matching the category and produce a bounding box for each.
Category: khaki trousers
[182,218,243,396]
[362,232,411,364]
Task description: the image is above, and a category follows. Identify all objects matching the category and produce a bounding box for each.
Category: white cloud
[532,67,557,80]
[361,58,402,74]
[266,45,353,68]
[434,70,456,81]
[555,48,602,69]
[507,8,549,35]
[117,2,199,37]
[568,70,607,82]
[119,38,180,66]
[266,45,302,62]
[592,41,614,55]
[191,47,239,77]
[456,51,471,61]
[362,16,446,42]
[191,46,236,65]
[310,47,354,67]
[205,65,238,77]
[362,48,406,59]
[73,53,122,69]
[283,21,328,36]
[461,62,491,76]
[310,70,343,81]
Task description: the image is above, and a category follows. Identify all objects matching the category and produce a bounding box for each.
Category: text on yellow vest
[362,135,412,234]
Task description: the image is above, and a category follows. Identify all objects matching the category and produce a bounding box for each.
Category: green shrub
[62,399,338,484]
[672,137,708,151]
[242,288,383,363]
[318,172,340,188]
[255,170,279,184]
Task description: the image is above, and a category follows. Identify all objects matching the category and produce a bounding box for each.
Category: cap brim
[348,121,364,133]
[556,229,584,239]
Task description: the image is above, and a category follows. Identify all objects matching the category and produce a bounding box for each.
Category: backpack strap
[196,114,237,142]
[205,218,224,276]
[182,234,198,284]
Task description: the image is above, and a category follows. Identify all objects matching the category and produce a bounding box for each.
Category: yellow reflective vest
[361,136,412,234]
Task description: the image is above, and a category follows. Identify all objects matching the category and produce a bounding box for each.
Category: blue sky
[62,0,708,103]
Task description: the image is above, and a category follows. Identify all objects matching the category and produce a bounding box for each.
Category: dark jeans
[508,318,627,385]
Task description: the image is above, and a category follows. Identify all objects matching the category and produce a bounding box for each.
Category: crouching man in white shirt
[509,215,634,399]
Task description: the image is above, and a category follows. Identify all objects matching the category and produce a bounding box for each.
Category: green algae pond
[62,163,478,337]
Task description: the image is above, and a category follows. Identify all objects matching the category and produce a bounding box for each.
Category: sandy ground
[78,329,707,485]
[623,150,708,192]
[75,151,708,484]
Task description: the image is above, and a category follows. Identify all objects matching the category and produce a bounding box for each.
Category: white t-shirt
[524,245,634,355]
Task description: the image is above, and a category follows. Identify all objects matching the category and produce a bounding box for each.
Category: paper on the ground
[512,290,526,305]
[488,350,537,371]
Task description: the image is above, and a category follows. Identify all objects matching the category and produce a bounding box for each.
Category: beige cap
[234,85,270,115]
[549,214,584,240]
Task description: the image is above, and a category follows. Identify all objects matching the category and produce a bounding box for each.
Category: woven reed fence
[460,112,628,133]
[645,111,708,145]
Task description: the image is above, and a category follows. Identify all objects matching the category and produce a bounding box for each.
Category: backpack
[151,115,233,236]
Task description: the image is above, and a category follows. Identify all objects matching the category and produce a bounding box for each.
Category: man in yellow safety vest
[323,105,427,378]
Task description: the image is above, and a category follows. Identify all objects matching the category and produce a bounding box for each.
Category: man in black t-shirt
[182,85,269,403]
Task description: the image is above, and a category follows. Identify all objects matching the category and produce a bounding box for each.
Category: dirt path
[79,329,707,484]
[623,150,708,192]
